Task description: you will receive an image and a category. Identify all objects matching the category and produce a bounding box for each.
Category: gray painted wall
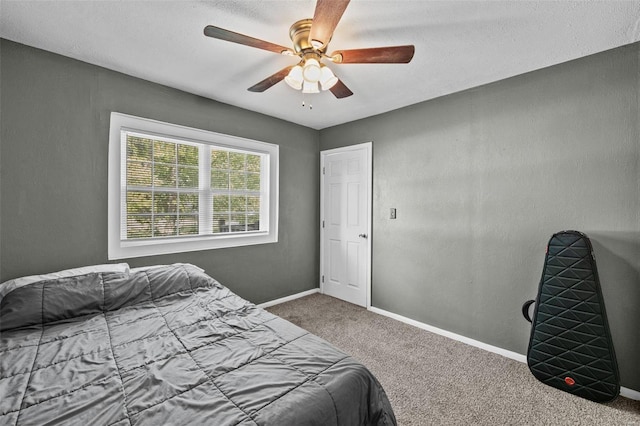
[2,37,639,392]
[0,39,320,304]
[320,43,640,391]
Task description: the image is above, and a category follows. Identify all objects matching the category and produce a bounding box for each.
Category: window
[108,113,278,259]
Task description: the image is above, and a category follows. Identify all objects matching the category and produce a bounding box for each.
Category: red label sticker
[564,377,575,386]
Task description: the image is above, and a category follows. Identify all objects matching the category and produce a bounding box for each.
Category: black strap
[522,299,535,323]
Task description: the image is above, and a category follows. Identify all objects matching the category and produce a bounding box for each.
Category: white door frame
[319,142,372,308]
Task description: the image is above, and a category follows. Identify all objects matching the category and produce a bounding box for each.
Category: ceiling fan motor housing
[289,19,328,54]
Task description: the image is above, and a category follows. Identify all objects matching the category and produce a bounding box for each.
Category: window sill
[109,231,278,259]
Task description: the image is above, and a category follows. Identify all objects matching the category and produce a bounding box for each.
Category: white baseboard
[368,306,639,401]
[257,288,319,309]
[368,306,527,363]
[620,386,640,400]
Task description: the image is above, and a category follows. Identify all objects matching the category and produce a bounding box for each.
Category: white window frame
[108,112,279,259]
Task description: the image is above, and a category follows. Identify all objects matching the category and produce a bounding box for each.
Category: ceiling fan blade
[309,0,350,48]
[248,66,294,92]
[204,25,294,55]
[329,79,353,99]
[331,45,415,64]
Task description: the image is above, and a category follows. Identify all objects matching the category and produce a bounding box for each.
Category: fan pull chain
[301,96,313,110]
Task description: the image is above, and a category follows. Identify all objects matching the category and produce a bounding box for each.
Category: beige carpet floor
[266,293,640,425]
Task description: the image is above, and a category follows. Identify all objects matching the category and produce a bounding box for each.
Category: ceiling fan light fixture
[302,80,320,94]
[284,65,303,90]
[319,66,338,90]
[302,58,322,83]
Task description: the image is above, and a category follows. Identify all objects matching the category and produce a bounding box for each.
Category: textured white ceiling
[2,1,639,130]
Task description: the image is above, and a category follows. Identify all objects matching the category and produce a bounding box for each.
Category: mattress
[0,263,396,425]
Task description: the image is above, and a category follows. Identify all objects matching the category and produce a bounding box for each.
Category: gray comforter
[0,264,396,425]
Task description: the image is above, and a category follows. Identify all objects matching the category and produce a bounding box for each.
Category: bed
[0,263,396,425]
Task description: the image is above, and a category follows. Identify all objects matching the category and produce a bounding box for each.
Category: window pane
[154,192,177,213]
[213,195,229,212]
[213,213,230,233]
[124,133,266,239]
[127,137,152,161]
[154,164,176,187]
[229,152,245,170]
[231,214,247,232]
[230,195,247,213]
[127,191,152,214]
[178,145,198,166]
[179,193,198,214]
[211,150,229,169]
[247,214,260,230]
[154,140,176,164]
[154,215,177,237]
[211,170,229,189]
[210,147,260,236]
[247,196,260,213]
[178,166,199,188]
[230,171,246,190]
[127,216,152,239]
[247,173,260,191]
[246,154,260,172]
[178,216,198,235]
[127,161,152,187]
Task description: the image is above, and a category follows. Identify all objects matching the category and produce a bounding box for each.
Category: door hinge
[322,275,325,283]
[322,220,325,228]
[322,166,325,175]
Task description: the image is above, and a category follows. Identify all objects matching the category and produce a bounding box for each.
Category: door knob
[359,234,368,239]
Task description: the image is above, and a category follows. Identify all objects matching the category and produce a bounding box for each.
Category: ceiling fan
[203,0,414,99]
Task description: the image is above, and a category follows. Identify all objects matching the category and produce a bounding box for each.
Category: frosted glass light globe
[302,59,321,83]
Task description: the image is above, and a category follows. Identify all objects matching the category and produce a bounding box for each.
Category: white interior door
[320,142,372,307]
